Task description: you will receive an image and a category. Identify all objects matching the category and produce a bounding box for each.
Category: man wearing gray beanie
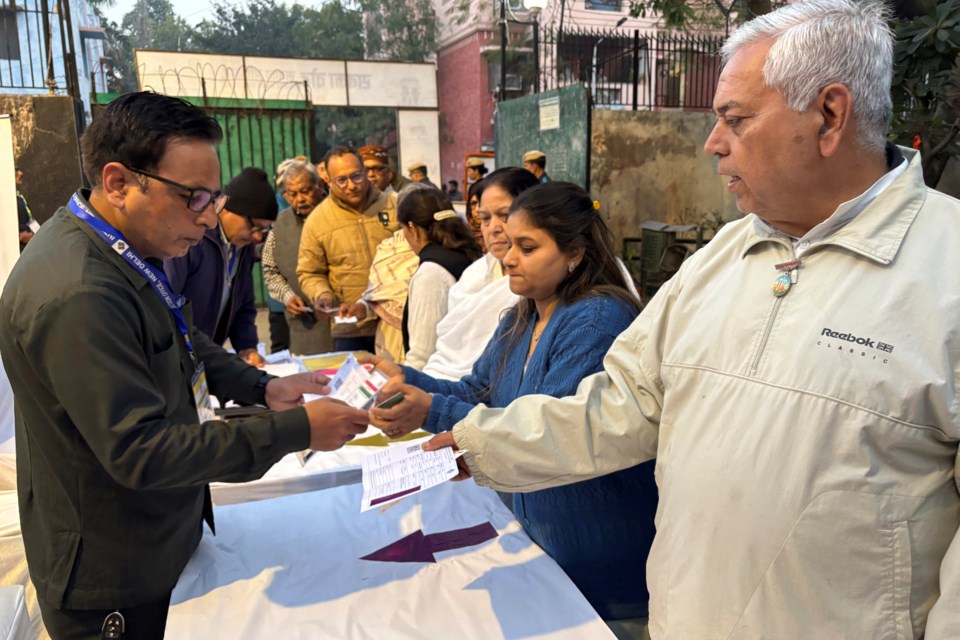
[165,166,278,367]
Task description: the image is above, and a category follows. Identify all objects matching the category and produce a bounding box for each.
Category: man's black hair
[323,145,362,172]
[80,91,222,187]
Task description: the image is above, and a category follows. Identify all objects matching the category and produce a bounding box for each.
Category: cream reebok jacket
[455,148,960,639]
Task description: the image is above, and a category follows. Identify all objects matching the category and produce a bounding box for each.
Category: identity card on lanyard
[69,193,217,423]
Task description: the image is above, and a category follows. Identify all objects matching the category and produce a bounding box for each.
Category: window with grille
[584,0,621,11]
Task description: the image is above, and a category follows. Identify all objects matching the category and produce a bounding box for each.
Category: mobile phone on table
[375,392,404,409]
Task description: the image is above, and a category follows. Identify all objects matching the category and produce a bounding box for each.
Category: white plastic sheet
[0,586,29,640]
[170,480,613,640]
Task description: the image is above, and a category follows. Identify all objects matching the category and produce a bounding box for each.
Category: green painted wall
[496,84,590,188]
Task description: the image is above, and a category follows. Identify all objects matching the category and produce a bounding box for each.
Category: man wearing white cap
[522,150,550,183]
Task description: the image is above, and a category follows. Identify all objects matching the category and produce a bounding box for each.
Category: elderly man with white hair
[425,1,960,637]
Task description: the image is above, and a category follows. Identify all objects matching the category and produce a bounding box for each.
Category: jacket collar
[740,145,926,265]
[69,189,156,292]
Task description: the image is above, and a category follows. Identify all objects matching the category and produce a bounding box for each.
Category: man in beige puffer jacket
[298,146,398,352]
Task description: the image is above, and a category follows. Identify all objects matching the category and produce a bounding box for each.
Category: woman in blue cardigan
[367,181,658,622]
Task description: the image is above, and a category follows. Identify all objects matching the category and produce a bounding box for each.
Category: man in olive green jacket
[0,92,369,640]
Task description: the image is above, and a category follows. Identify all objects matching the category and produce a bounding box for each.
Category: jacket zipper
[751,297,782,375]
[358,217,373,263]
[751,243,797,375]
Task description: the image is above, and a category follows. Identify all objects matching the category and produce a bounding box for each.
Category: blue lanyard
[68,193,197,360]
[227,246,237,278]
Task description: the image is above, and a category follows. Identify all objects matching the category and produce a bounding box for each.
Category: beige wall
[590,109,742,246]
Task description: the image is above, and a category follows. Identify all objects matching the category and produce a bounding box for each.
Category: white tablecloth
[170,479,613,640]
[0,586,29,640]
[210,427,429,506]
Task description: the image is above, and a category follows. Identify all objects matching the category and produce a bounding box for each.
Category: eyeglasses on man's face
[128,167,229,214]
[365,164,389,174]
[247,219,270,234]
[331,171,365,190]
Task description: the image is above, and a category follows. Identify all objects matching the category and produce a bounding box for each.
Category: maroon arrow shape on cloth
[360,522,499,563]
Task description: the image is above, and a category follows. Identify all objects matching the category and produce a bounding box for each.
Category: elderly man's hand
[264,371,331,411]
[285,294,310,316]
[422,431,471,481]
[304,397,370,450]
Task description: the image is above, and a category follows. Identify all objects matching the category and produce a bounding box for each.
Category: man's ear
[101,162,133,211]
[816,83,854,158]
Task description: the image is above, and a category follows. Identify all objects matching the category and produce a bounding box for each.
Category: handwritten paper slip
[360,443,459,512]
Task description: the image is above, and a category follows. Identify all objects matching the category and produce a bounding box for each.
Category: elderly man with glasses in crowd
[262,159,335,355]
[165,166,278,367]
[359,144,410,196]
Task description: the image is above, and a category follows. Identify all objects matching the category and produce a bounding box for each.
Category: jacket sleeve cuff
[452,421,492,486]
[271,406,312,453]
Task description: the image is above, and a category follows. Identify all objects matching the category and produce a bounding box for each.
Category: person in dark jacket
[165,167,278,367]
[0,91,369,640]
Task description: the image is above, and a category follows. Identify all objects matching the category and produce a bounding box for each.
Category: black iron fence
[539,27,724,111]
[0,0,81,97]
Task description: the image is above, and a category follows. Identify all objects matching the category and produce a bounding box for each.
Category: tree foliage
[88,0,192,93]
[890,0,960,186]
[191,0,364,59]
[357,0,438,62]
[627,0,775,32]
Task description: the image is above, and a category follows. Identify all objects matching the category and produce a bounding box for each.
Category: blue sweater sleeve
[409,298,637,434]
[402,319,512,433]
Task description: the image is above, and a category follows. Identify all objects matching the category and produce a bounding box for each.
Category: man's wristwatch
[253,372,276,406]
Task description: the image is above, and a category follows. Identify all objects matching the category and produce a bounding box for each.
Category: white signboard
[135,51,438,109]
[244,56,347,105]
[398,110,441,188]
[346,61,437,108]
[539,96,560,131]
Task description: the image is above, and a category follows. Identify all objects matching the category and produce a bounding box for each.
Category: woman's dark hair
[81,91,222,187]
[472,164,489,178]
[496,181,641,358]
[397,188,482,262]
[466,179,483,209]
[475,167,539,203]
